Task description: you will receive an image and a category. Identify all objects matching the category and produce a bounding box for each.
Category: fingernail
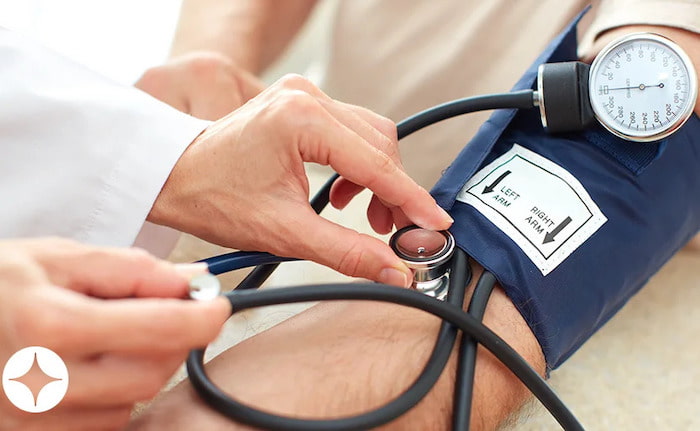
[174,262,209,279]
[436,204,455,225]
[416,204,453,229]
[379,267,411,288]
[438,205,454,225]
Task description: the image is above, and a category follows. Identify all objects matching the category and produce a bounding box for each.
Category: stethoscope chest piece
[389,225,455,300]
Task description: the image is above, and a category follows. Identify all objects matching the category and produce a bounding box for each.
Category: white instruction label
[456,144,606,275]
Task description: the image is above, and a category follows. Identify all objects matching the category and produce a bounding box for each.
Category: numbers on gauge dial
[590,39,691,138]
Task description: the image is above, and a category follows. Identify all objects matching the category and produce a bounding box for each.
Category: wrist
[146,128,206,232]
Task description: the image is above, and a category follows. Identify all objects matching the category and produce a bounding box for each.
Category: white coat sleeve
[0,28,211,249]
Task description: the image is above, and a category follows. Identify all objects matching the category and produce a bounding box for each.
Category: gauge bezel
[389,225,454,265]
[588,32,698,143]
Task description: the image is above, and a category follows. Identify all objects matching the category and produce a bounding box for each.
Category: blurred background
[0,0,333,85]
[1,1,698,430]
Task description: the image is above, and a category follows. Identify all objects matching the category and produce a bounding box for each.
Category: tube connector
[537,61,594,134]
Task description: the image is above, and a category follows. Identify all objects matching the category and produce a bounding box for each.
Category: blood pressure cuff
[431,12,700,369]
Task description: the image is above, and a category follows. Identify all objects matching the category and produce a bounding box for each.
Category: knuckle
[277,73,313,90]
[127,247,158,267]
[0,257,38,283]
[335,237,366,277]
[375,151,397,175]
[379,116,399,141]
[377,134,400,161]
[135,67,169,96]
[361,152,399,192]
[137,65,165,84]
[271,90,323,125]
[278,89,317,111]
[79,245,157,275]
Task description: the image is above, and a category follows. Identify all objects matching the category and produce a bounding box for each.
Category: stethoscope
[183,33,697,431]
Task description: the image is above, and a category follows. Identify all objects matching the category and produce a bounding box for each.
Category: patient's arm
[128,265,544,431]
[170,0,318,74]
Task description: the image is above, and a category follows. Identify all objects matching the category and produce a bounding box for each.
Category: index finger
[25,239,206,299]
[47,293,230,355]
[305,118,453,231]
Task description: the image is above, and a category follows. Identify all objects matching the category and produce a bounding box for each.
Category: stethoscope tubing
[187,252,581,430]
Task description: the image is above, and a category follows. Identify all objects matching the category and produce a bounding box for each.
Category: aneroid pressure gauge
[537,32,697,142]
[588,33,698,142]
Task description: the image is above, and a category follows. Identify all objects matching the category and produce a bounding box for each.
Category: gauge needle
[608,83,665,91]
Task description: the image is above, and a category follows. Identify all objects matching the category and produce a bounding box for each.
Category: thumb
[288,210,412,287]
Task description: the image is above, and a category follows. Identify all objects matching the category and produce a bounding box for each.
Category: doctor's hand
[0,238,229,431]
[149,74,453,287]
[135,51,265,121]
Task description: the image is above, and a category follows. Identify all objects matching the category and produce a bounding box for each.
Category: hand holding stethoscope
[148,74,453,288]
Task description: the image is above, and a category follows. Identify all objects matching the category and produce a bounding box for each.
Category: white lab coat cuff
[0,27,211,252]
[87,106,211,249]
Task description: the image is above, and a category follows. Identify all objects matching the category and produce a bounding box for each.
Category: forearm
[170,0,318,74]
[130,265,545,431]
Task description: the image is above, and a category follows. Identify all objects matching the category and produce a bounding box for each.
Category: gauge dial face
[589,33,698,142]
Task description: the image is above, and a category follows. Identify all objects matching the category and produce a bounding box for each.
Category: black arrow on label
[543,216,572,244]
[482,170,511,194]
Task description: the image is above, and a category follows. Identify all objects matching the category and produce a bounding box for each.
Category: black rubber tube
[452,271,497,430]
[188,281,583,431]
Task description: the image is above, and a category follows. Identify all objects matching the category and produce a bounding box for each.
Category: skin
[0,238,230,431]
[135,52,266,122]
[169,0,318,74]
